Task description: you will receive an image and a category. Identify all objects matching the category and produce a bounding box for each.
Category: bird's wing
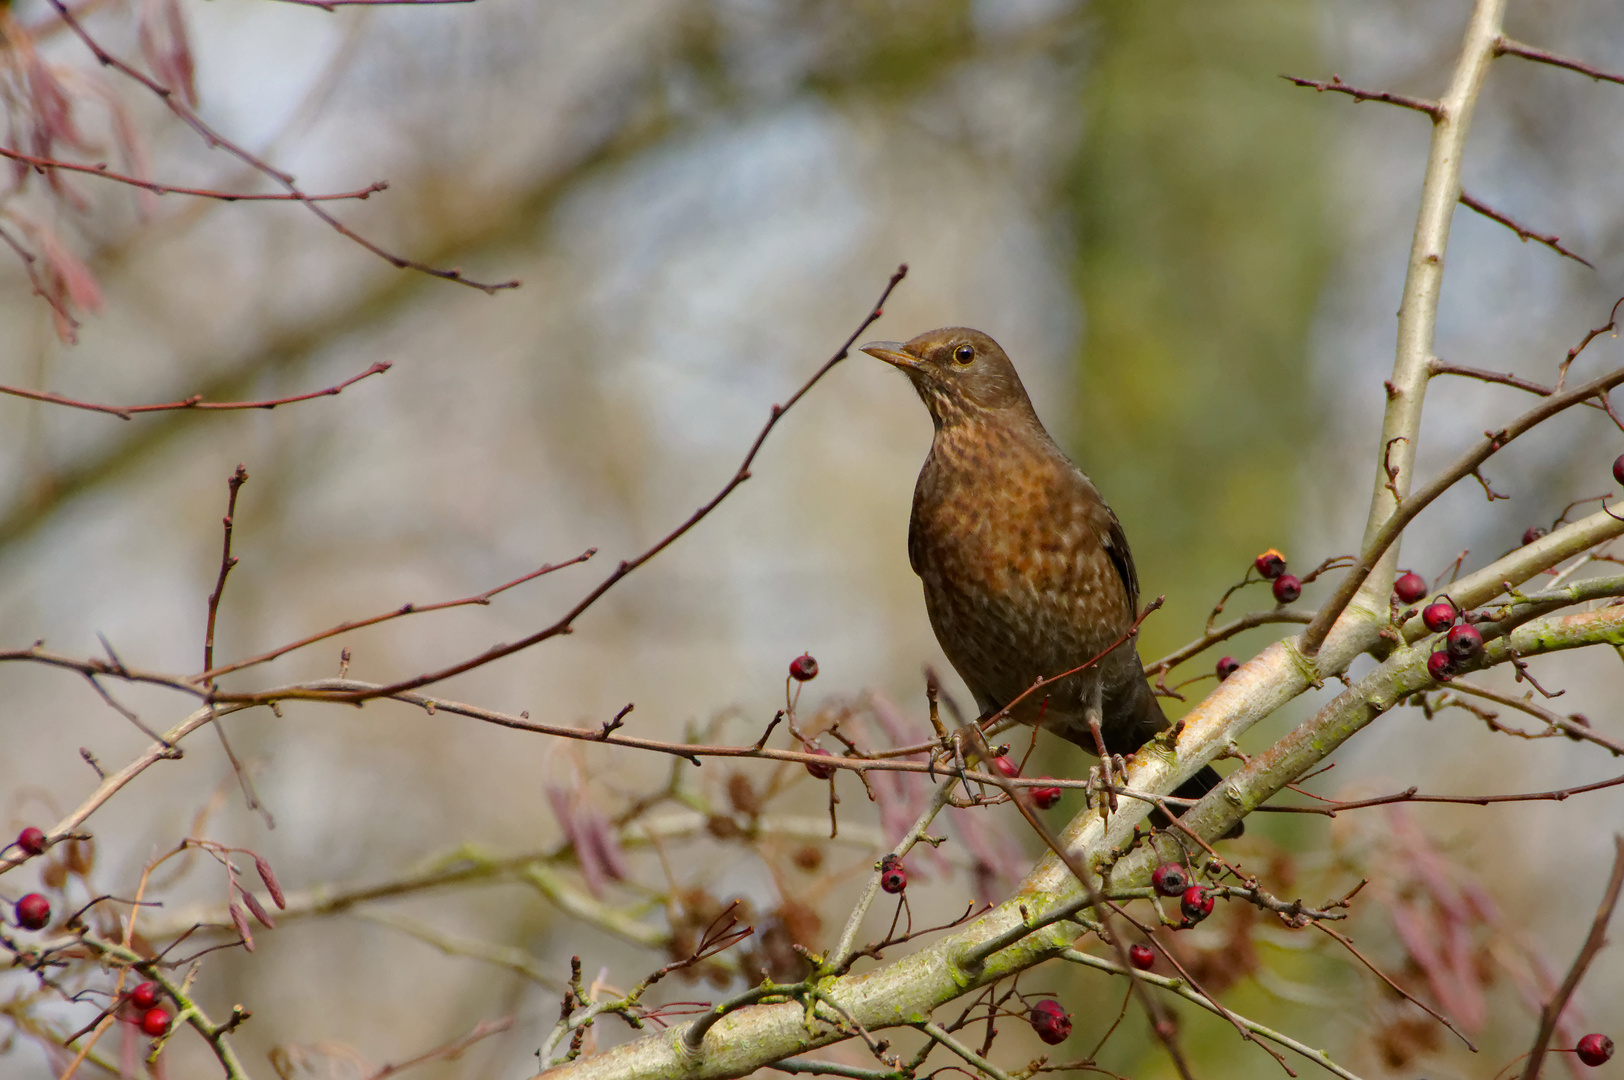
[1099,506,1140,612]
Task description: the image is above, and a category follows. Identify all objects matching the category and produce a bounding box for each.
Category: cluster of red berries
[1577,1032,1614,1067]
[1415,595,1484,682]
[128,981,172,1037]
[1028,998,1071,1044]
[1152,862,1216,924]
[989,754,1062,809]
[1254,549,1301,604]
[878,854,908,894]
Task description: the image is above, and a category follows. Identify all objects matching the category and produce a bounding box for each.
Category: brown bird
[862,327,1227,821]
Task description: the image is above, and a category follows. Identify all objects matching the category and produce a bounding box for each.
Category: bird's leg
[1086,689,1118,814]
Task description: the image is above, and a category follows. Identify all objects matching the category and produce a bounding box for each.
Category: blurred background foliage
[2,0,1622,1077]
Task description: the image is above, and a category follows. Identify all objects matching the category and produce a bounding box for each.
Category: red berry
[1029,784,1062,809]
[990,755,1020,778]
[1215,656,1239,681]
[1614,453,1624,487]
[1180,884,1215,923]
[1394,572,1427,604]
[1421,600,1457,633]
[1427,650,1454,682]
[879,855,907,894]
[16,827,47,856]
[1029,999,1071,1045]
[1254,549,1287,580]
[1128,944,1155,970]
[1445,623,1483,662]
[15,892,50,930]
[129,981,161,1011]
[139,1007,171,1037]
[788,653,819,682]
[1151,863,1188,897]
[1577,1033,1614,1067]
[1522,525,1548,546]
[1272,574,1302,604]
[804,747,836,780]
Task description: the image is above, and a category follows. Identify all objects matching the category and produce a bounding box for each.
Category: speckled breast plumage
[907,407,1160,753]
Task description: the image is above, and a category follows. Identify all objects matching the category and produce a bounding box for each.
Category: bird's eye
[953,343,975,365]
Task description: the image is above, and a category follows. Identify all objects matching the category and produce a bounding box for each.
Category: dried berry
[1522,525,1548,546]
[990,755,1020,778]
[1614,453,1624,487]
[1577,1033,1614,1067]
[1445,623,1483,663]
[1394,572,1428,605]
[139,1007,171,1038]
[1272,574,1302,604]
[130,981,161,1011]
[1180,884,1215,923]
[1215,656,1239,681]
[804,747,836,780]
[1427,650,1455,682]
[1029,999,1071,1045]
[879,855,907,894]
[789,653,819,682]
[15,827,47,857]
[1128,944,1155,970]
[15,893,51,931]
[1029,784,1062,809]
[1421,600,1457,633]
[1151,863,1189,897]
[1254,549,1287,580]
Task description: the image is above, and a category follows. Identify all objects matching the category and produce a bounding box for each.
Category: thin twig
[0,361,392,420]
[1517,834,1624,1080]
[1281,74,1442,118]
[1458,191,1594,268]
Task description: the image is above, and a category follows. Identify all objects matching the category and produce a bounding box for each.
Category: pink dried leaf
[577,808,629,883]
[242,889,276,930]
[33,222,104,316]
[229,902,255,952]
[546,783,603,897]
[254,854,286,909]
[139,0,198,107]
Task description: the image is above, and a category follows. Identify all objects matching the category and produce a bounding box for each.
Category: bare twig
[1458,191,1594,268]
[0,361,392,420]
[1496,37,1624,86]
[1516,835,1624,1080]
[1281,74,1442,118]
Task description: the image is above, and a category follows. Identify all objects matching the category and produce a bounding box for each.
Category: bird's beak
[860,341,922,370]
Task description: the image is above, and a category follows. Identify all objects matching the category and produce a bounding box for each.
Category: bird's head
[860,327,1034,424]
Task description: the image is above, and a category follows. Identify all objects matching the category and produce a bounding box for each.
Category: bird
[861,326,1230,826]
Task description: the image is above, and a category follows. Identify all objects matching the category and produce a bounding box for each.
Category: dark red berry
[804,747,836,780]
[789,653,819,682]
[1427,650,1454,682]
[1394,572,1427,604]
[1128,944,1155,970]
[1029,784,1062,810]
[1421,600,1457,633]
[1029,999,1071,1045]
[15,892,50,930]
[1215,656,1239,681]
[879,856,907,894]
[1614,453,1624,487]
[1272,574,1302,604]
[1445,623,1483,662]
[1577,1033,1614,1067]
[990,755,1020,778]
[1180,884,1215,923]
[1522,525,1548,547]
[1151,863,1189,897]
[16,827,47,856]
[130,981,161,1011]
[1254,549,1287,580]
[139,1007,171,1037]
